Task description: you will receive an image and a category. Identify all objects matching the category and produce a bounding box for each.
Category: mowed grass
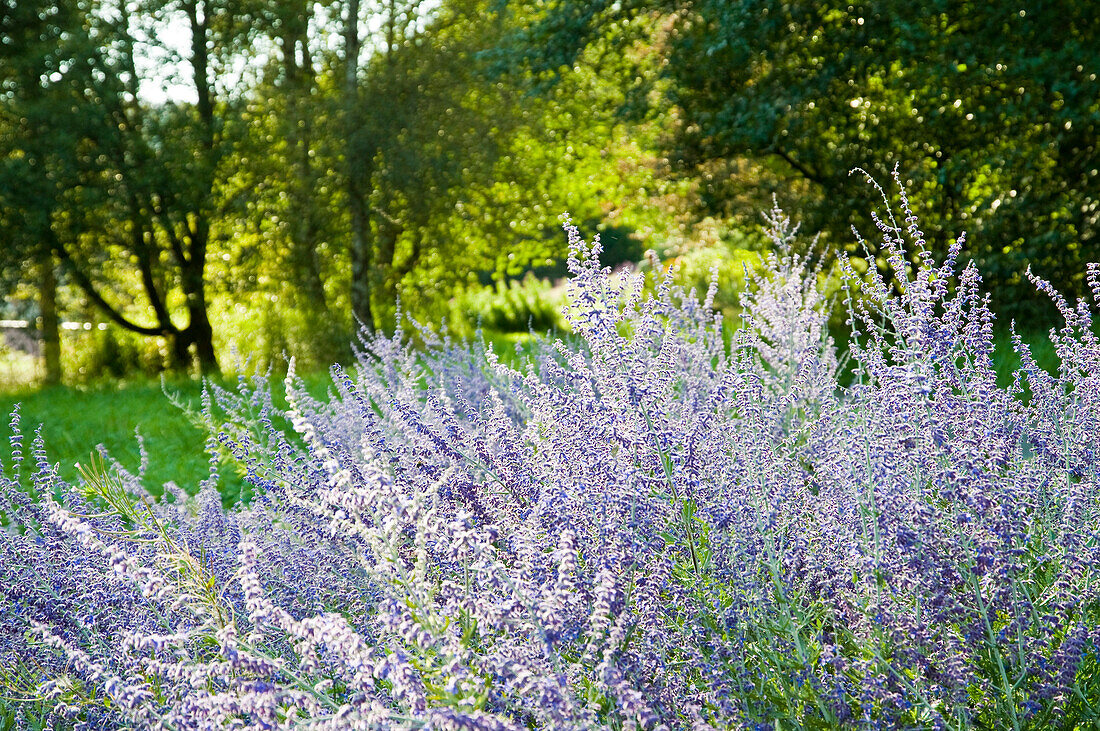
[0,370,335,507]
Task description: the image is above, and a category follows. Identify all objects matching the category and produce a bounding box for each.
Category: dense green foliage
[517,0,1100,314]
[1,0,674,383]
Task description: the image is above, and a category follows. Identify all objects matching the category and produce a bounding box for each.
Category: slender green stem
[970,572,1021,731]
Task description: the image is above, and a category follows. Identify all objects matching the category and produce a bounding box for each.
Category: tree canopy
[517,0,1100,312]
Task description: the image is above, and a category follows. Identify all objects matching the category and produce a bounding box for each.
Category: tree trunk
[39,254,61,385]
[283,6,330,316]
[180,0,220,376]
[344,0,374,332]
[179,215,220,375]
[183,304,218,375]
[375,206,405,321]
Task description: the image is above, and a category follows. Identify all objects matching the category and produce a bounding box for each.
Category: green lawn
[0,370,334,506]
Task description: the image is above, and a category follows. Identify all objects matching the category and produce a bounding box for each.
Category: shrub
[662,230,764,318]
[1,184,1099,729]
[453,273,565,335]
[63,326,171,383]
[208,294,354,376]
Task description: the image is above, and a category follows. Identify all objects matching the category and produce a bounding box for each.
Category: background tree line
[515,0,1099,309]
[1,0,1097,384]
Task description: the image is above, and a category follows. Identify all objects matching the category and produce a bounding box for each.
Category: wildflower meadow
[2,184,1099,730]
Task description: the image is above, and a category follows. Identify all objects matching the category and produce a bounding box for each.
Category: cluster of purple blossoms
[2,181,1099,729]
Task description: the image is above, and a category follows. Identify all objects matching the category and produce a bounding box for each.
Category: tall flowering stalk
[2,183,1099,729]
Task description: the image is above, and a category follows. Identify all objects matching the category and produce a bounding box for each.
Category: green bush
[453,273,564,335]
[63,326,170,383]
[208,294,353,375]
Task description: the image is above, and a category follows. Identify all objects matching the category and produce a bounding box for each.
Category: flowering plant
[2,180,1099,729]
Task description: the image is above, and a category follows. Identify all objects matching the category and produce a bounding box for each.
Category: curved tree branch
[49,232,173,337]
[769,147,825,186]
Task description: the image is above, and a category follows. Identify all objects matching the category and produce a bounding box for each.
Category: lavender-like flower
[2,180,1099,729]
